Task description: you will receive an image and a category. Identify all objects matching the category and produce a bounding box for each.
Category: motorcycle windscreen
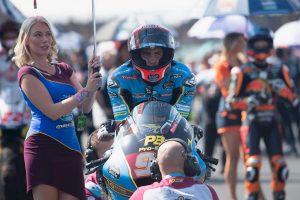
[115,101,194,187]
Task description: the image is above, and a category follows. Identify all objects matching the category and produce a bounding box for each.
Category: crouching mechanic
[130,138,219,200]
[84,121,115,200]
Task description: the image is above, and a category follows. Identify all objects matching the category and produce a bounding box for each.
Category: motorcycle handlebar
[196,149,219,166]
[85,150,112,175]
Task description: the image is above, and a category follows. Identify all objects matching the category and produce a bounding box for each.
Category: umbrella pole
[92,0,97,56]
[91,0,101,91]
[33,0,37,9]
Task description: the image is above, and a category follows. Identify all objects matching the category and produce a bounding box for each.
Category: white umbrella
[188,15,257,39]
[95,14,176,42]
[56,31,85,52]
[11,0,199,24]
[201,0,300,17]
[274,20,300,48]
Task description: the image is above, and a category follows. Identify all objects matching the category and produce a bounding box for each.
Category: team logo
[159,93,172,97]
[171,74,182,79]
[132,93,146,98]
[121,75,137,80]
[140,124,161,134]
[108,165,120,179]
[145,88,152,94]
[184,91,195,97]
[108,92,118,98]
[148,74,159,82]
[183,76,196,87]
[107,79,119,88]
[163,81,174,89]
[60,113,73,122]
[104,178,133,197]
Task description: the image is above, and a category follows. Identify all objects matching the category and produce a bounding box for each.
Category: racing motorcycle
[86,101,218,199]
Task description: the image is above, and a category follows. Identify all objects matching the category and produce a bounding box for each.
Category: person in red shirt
[130,138,219,200]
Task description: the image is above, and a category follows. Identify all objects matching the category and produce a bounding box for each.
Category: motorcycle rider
[107,24,196,123]
[106,24,203,153]
[130,138,219,200]
[226,27,298,200]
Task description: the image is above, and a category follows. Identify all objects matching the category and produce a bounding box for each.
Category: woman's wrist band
[74,88,90,104]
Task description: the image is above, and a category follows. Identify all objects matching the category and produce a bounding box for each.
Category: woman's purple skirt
[24,133,85,200]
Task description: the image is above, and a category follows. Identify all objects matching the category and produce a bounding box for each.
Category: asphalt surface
[205,144,300,200]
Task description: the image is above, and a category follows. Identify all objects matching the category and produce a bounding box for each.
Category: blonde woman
[215,32,247,200]
[13,16,101,200]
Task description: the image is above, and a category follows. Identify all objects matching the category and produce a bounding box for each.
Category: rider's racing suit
[107,60,196,122]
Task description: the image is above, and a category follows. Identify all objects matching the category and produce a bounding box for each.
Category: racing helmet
[247,26,273,61]
[128,24,175,84]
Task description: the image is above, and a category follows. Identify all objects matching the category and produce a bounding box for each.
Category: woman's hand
[86,56,102,92]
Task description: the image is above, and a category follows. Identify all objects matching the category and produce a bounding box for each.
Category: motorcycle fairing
[102,142,137,199]
[101,101,207,199]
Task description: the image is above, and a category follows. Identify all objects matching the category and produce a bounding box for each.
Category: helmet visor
[129,25,175,51]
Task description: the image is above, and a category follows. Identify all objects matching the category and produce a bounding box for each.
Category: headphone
[150,138,201,181]
[85,133,99,163]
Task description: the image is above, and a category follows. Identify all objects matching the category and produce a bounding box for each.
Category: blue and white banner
[0,0,25,23]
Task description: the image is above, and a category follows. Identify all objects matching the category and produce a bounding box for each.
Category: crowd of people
[0,14,300,200]
[0,18,28,200]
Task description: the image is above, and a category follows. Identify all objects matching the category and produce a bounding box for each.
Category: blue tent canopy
[0,0,25,23]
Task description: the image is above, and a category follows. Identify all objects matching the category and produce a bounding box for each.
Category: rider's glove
[97,119,116,138]
[247,95,260,111]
